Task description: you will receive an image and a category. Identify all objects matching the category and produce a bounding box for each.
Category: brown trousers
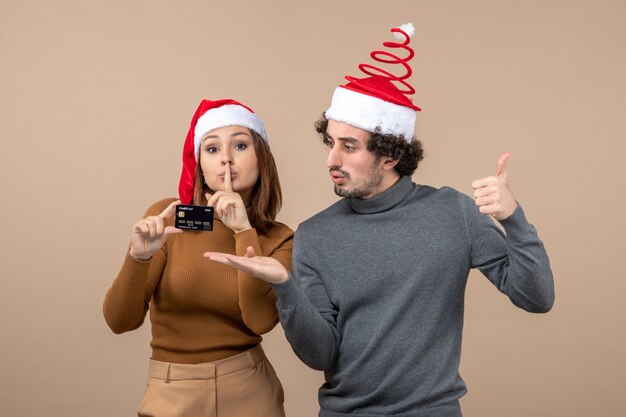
[137,345,285,417]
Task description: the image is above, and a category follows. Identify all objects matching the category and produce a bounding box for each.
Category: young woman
[103,99,293,417]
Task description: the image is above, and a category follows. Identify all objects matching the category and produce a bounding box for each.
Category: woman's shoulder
[142,197,178,217]
[262,221,294,243]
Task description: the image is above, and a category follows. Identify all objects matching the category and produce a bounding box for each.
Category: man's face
[324,119,384,199]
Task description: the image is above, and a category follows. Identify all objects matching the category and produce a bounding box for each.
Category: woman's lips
[219,173,237,180]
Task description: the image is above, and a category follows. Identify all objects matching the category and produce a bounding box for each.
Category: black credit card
[175,205,214,231]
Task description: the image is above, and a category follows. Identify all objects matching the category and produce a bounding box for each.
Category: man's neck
[361,173,401,200]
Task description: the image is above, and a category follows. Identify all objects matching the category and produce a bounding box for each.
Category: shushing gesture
[471,152,518,221]
[129,200,183,261]
[205,163,252,234]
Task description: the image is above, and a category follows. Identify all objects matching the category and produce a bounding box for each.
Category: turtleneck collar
[347,176,413,214]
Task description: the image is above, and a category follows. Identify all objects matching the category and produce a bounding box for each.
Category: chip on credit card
[175,205,214,231]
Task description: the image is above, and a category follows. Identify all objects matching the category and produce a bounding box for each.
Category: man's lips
[330,172,346,184]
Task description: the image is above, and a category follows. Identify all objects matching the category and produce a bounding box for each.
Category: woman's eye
[205,146,218,153]
[234,143,248,151]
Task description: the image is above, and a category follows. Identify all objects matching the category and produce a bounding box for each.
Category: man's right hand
[129,200,183,261]
[204,246,289,284]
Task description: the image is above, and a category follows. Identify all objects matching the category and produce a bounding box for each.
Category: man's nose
[326,144,341,168]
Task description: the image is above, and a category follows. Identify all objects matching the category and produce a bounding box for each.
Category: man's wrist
[272,270,290,284]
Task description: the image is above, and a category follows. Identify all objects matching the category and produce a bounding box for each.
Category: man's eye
[323,138,334,147]
[344,145,354,152]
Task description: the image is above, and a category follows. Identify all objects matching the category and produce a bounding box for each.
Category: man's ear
[382,157,399,171]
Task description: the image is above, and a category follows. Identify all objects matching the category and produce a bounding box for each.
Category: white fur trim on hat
[325,87,416,140]
[194,104,268,159]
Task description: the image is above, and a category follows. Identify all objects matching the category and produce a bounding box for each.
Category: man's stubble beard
[333,165,383,199]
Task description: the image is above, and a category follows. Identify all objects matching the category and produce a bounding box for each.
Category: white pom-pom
[394,23,415,40]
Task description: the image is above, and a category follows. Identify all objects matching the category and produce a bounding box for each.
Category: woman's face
[199,125,259,195]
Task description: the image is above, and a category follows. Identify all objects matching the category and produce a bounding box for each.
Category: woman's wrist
[232,223,253,234]
[128,248,152,262]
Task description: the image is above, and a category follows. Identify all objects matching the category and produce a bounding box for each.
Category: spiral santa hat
[325,23,421,141]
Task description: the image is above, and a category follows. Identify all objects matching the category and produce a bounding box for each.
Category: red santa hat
[325,23,421,141]
[178,99,267,204]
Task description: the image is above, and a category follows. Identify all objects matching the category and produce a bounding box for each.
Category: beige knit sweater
[103,198,293,364]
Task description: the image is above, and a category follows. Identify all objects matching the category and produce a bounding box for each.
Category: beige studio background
[1,0,625,416]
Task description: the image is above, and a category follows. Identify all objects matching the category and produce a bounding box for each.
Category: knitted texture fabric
[273,176,553,417]
[104,198,293,364]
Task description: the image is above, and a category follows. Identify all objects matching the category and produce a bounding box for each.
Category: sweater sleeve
[459,193,555,313]
[271,229,341,371]
[102,200,171,333]
[234,226,293,335]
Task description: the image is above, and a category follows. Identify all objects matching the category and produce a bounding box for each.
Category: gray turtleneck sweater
[272,176,554,417]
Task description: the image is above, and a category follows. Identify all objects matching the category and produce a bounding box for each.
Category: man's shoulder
[409,182,466,204]
[296,183,470,232]
[297,199,348,233]
[432,185,474,204]
[412,184,478,218]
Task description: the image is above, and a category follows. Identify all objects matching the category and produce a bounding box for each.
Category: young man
[206,23,554,417]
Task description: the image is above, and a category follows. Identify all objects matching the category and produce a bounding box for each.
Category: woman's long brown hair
[193,130,282,234]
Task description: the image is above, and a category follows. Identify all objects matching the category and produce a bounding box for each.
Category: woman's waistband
[148,344,266,382]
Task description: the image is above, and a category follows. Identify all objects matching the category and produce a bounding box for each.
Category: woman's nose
[220,149,233,165]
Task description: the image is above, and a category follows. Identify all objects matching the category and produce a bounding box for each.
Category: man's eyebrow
[336,136,359,144]
[324,132,359,143]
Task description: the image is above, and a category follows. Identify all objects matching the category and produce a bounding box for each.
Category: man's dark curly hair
[314,115,424,176]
